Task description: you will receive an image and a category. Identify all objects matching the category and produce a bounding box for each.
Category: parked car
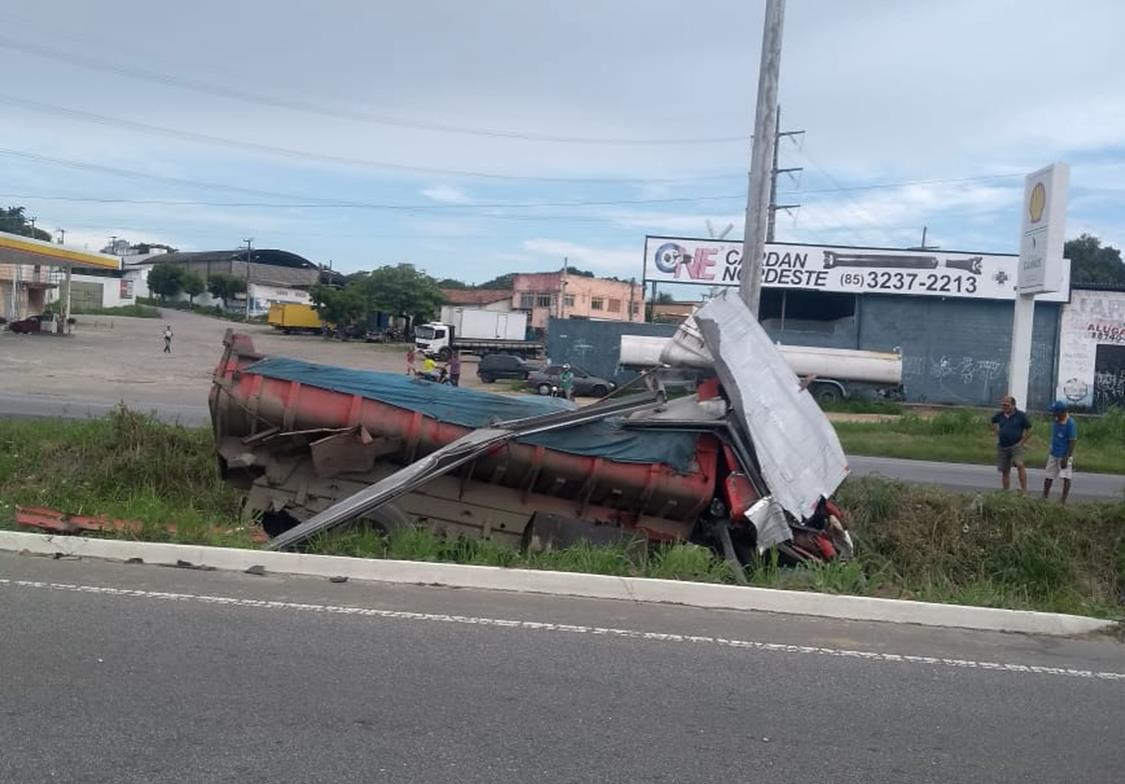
[8,314,57,334]
[526,365,617,397]
[477,353,543,383]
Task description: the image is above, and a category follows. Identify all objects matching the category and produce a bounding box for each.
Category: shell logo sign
[1028,182,1047,224]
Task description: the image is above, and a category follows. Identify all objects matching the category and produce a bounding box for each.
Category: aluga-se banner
[642,236,1070,303]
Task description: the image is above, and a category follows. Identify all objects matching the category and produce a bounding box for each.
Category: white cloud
[522,238,642,277]
[420,185,471,204]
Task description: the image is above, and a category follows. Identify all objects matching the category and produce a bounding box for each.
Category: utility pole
[766,108,803,242]
[739,0,786,315]
[28,216,37,238]
[109,235,118,255]
[56,228,66,245]
[558,256,568,319]
[243,238,254,319]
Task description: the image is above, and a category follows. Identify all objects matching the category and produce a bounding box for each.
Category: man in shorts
[1043,400,1077,504]
[990,395,1032,494]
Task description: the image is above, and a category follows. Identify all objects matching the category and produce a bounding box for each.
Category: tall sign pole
[1008,163,1068,407]
[739,0,786,315]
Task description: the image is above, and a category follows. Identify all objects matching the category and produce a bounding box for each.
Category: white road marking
[3,577,1122,682]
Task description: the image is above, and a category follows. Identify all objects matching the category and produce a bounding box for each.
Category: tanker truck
[618,333,903,404]
[209,293,853,566]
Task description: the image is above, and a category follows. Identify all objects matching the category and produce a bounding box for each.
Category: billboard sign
[643,236,1070,303]
[1018,163,1068,294]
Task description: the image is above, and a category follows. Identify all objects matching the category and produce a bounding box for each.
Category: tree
[181,271,206,304]
[656,292,676,304]
[437,278,467,289]
[1,206,52,242]
[1066,234,1125,288]
[207,273,246,309]
[477,272,515,289]
[309,284,365,326]
[147,263,184,302]
[362,264,445,324]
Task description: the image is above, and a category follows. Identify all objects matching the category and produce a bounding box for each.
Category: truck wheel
[591,385,608,398]
[438,347,452,362]
[537,383,552,395]
[812,383,843,405]
[479,375,494,383]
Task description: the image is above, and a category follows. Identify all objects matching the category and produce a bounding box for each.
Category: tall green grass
[1,410,1121,618]
[0,407,244,545]
[836,408,1125,474]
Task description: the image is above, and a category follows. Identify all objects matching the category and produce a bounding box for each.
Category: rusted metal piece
[14,506,268,543]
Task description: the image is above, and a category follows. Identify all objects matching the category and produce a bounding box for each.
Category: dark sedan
[525,365,616,397]
[7,314,59,334]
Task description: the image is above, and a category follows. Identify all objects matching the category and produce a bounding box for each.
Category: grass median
[0,409,1121,619]
[835,407,1125,474]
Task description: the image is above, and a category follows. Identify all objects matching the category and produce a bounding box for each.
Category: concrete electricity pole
[739,0,786,315]
[243,238,254,319]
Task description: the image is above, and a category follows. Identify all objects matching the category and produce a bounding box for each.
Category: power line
[0,92,751,184]
[0,191,747,211]
[0,34,749,146]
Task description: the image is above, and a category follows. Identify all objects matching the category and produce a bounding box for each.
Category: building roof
[126,248,321,289]
[131,249,318,269]
[441,288,512,305]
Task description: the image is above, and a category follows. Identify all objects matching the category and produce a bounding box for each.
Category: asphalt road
[0,554,1122,784]
[1,390,1122,500]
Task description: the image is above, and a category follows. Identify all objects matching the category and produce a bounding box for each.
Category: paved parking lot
[0,309,495,416]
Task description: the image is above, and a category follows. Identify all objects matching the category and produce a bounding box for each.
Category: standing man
[405,347,416,376]
[448,352,462,387]
[990,395,1032,494]
[1043,400,1078,503]
[162,324,173,354]
[559,363,575,401]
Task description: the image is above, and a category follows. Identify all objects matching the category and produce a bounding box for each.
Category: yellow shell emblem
[1028,182,1046,223]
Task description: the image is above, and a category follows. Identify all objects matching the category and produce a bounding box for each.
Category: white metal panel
[689,292,849,520]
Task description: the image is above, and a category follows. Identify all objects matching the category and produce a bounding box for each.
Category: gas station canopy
[0,231,120,270]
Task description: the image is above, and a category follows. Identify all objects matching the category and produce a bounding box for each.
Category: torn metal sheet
[689,292,849,520]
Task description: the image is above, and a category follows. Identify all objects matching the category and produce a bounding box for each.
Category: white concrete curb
[0,531,1115,636]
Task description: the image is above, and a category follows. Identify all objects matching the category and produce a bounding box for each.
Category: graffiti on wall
[1056,290,1125,409]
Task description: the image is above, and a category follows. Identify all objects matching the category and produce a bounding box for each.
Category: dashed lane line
[2,577,1122,682]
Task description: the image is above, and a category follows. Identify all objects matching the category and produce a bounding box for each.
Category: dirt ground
[0,309,501,413]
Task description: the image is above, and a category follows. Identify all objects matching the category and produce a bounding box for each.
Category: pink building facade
[511,271,644,329]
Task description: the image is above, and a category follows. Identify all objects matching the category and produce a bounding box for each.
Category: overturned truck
[210,294,866,564]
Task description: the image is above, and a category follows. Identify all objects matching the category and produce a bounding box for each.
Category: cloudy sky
[1,0,1122,282]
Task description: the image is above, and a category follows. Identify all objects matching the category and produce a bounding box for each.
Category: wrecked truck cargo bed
[238,356,699,471]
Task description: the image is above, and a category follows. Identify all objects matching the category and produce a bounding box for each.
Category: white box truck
[416,308,543,360]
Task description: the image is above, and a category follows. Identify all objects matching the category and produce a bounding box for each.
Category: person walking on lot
[406,347,416,376]
[991,394,1031,494]
[448,352,462,387]
[1043,400,1078,503]
[162,324,173,353]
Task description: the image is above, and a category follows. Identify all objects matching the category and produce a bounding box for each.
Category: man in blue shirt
[1043,400,1078,503]
[990,395,1032,494]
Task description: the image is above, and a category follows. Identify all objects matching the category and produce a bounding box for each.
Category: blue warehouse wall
[547,295,1061,409]
[546,318,676,379]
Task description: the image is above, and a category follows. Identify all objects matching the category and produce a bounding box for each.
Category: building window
[564,294,575,307]
[631,301,639,314]
[607,298,622,313]
[591,297,604,311]
[519,293,535,309]
[536,293,553,308]
[760,289,856,326]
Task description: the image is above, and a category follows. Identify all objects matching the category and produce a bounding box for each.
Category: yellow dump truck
[267,303,323,334]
